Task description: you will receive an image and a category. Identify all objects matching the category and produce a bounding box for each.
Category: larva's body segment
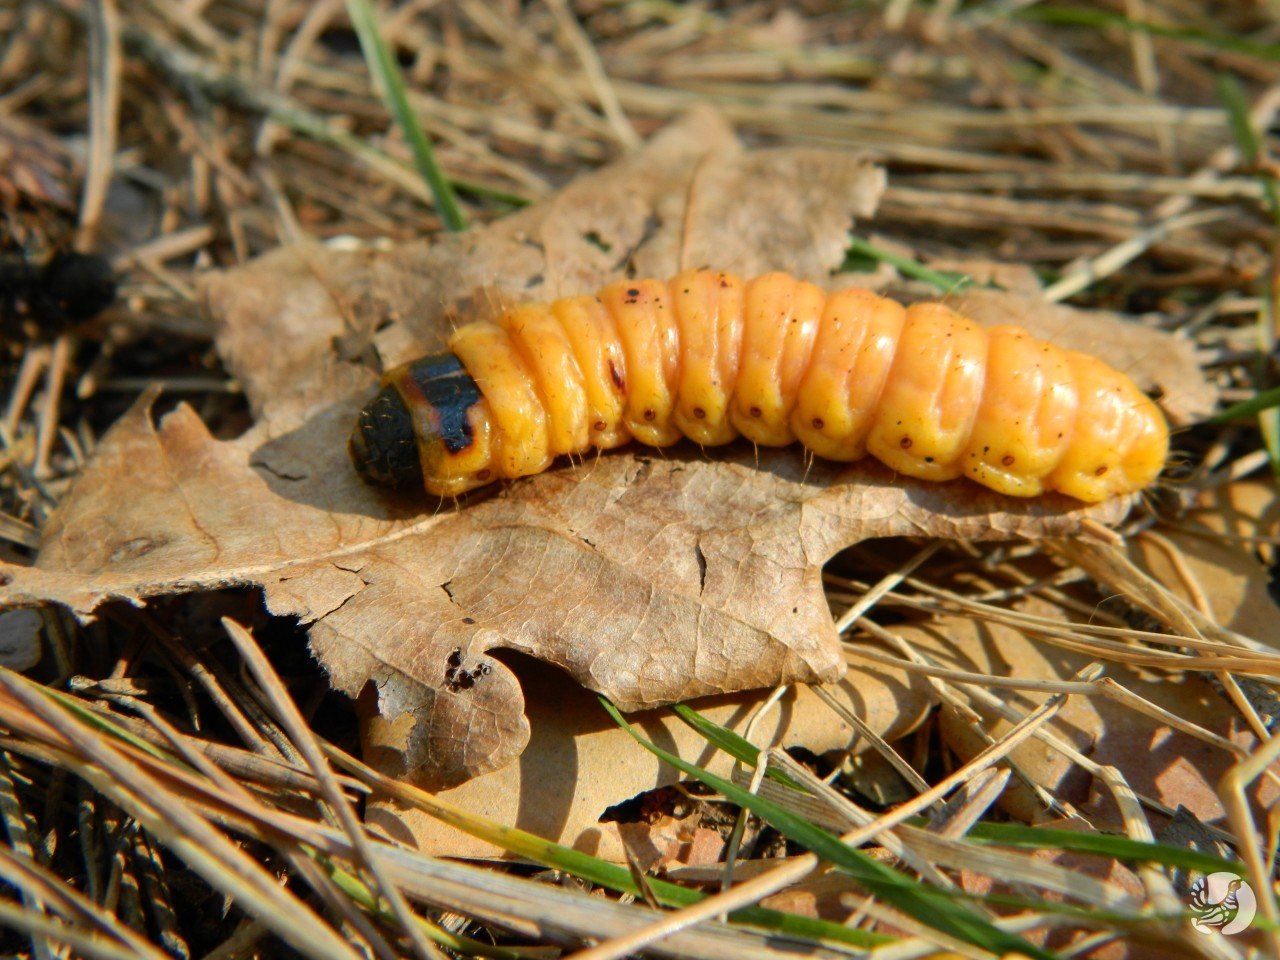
[789,289,906,462]
[960,328,1078,498]
[449,324,551,480]
[867,304,990,484]
[1044,352,1168,503]
[601,279,683,448]
[730,273,825,447]
[349,270,1169,502]
[548,295,630,450]
[669,269,744,447]
[499,305,591,458]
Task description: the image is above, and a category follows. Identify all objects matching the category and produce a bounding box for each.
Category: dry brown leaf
[369,647,932,860]
[0,109,1209,788]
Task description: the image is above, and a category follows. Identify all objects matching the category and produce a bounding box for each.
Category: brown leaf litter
[0,109,1214,790]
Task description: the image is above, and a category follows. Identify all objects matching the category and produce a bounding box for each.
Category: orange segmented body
[349,270,1169,502]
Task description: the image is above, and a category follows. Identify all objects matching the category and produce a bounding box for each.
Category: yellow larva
[349,270,1169,503]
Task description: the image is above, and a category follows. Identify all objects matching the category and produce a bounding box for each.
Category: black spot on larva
[693,407,706,419]
[983,446,990,453]
[643,409,656,421]
[683,287,690,293]
[900,436,912,449]
[749,406,763,418]
[476,468,492,482]
[626,288,640,297]
[811,417,824,430]
[609,360,626,392]
[924,456,934,463]
[462,617,476,625]
[593,420,607,431]
[1095,465,1109,476]
[447,648,463,668]
[1001,455,1016,467]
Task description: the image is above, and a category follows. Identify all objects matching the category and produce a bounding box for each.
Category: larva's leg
[729,272,824,447]
[865,303,988,482]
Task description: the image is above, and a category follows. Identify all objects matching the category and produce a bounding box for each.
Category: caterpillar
[349,270,1169,503]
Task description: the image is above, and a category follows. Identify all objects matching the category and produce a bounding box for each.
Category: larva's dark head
[349,383,424,489]
[350,353,497,497]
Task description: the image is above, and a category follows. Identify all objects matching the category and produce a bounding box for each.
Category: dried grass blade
[601,698,1062,960]
[0,899,156,960]
[0,666,361,960]
[0,851,164,960]
[325,743,885,950]
[221,617,444,960]
[78,0,120,247]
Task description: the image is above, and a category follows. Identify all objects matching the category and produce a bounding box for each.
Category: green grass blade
[964,821,1243,876]
[1217,74,1280,224]
[1213,73,1280,475]
[344,0,467,231]
[603,698,1061,960]
[1218,74,1262,165]
[323,859,536,959]
[335,750,887,949]
[673,705,1221,926]
[1209,385,1280,424]
[843,236,972,294]
[1013,6,1280,61]
[671,703,809,791]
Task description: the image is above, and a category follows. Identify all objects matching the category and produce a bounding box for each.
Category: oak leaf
[0,109,1212,788]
